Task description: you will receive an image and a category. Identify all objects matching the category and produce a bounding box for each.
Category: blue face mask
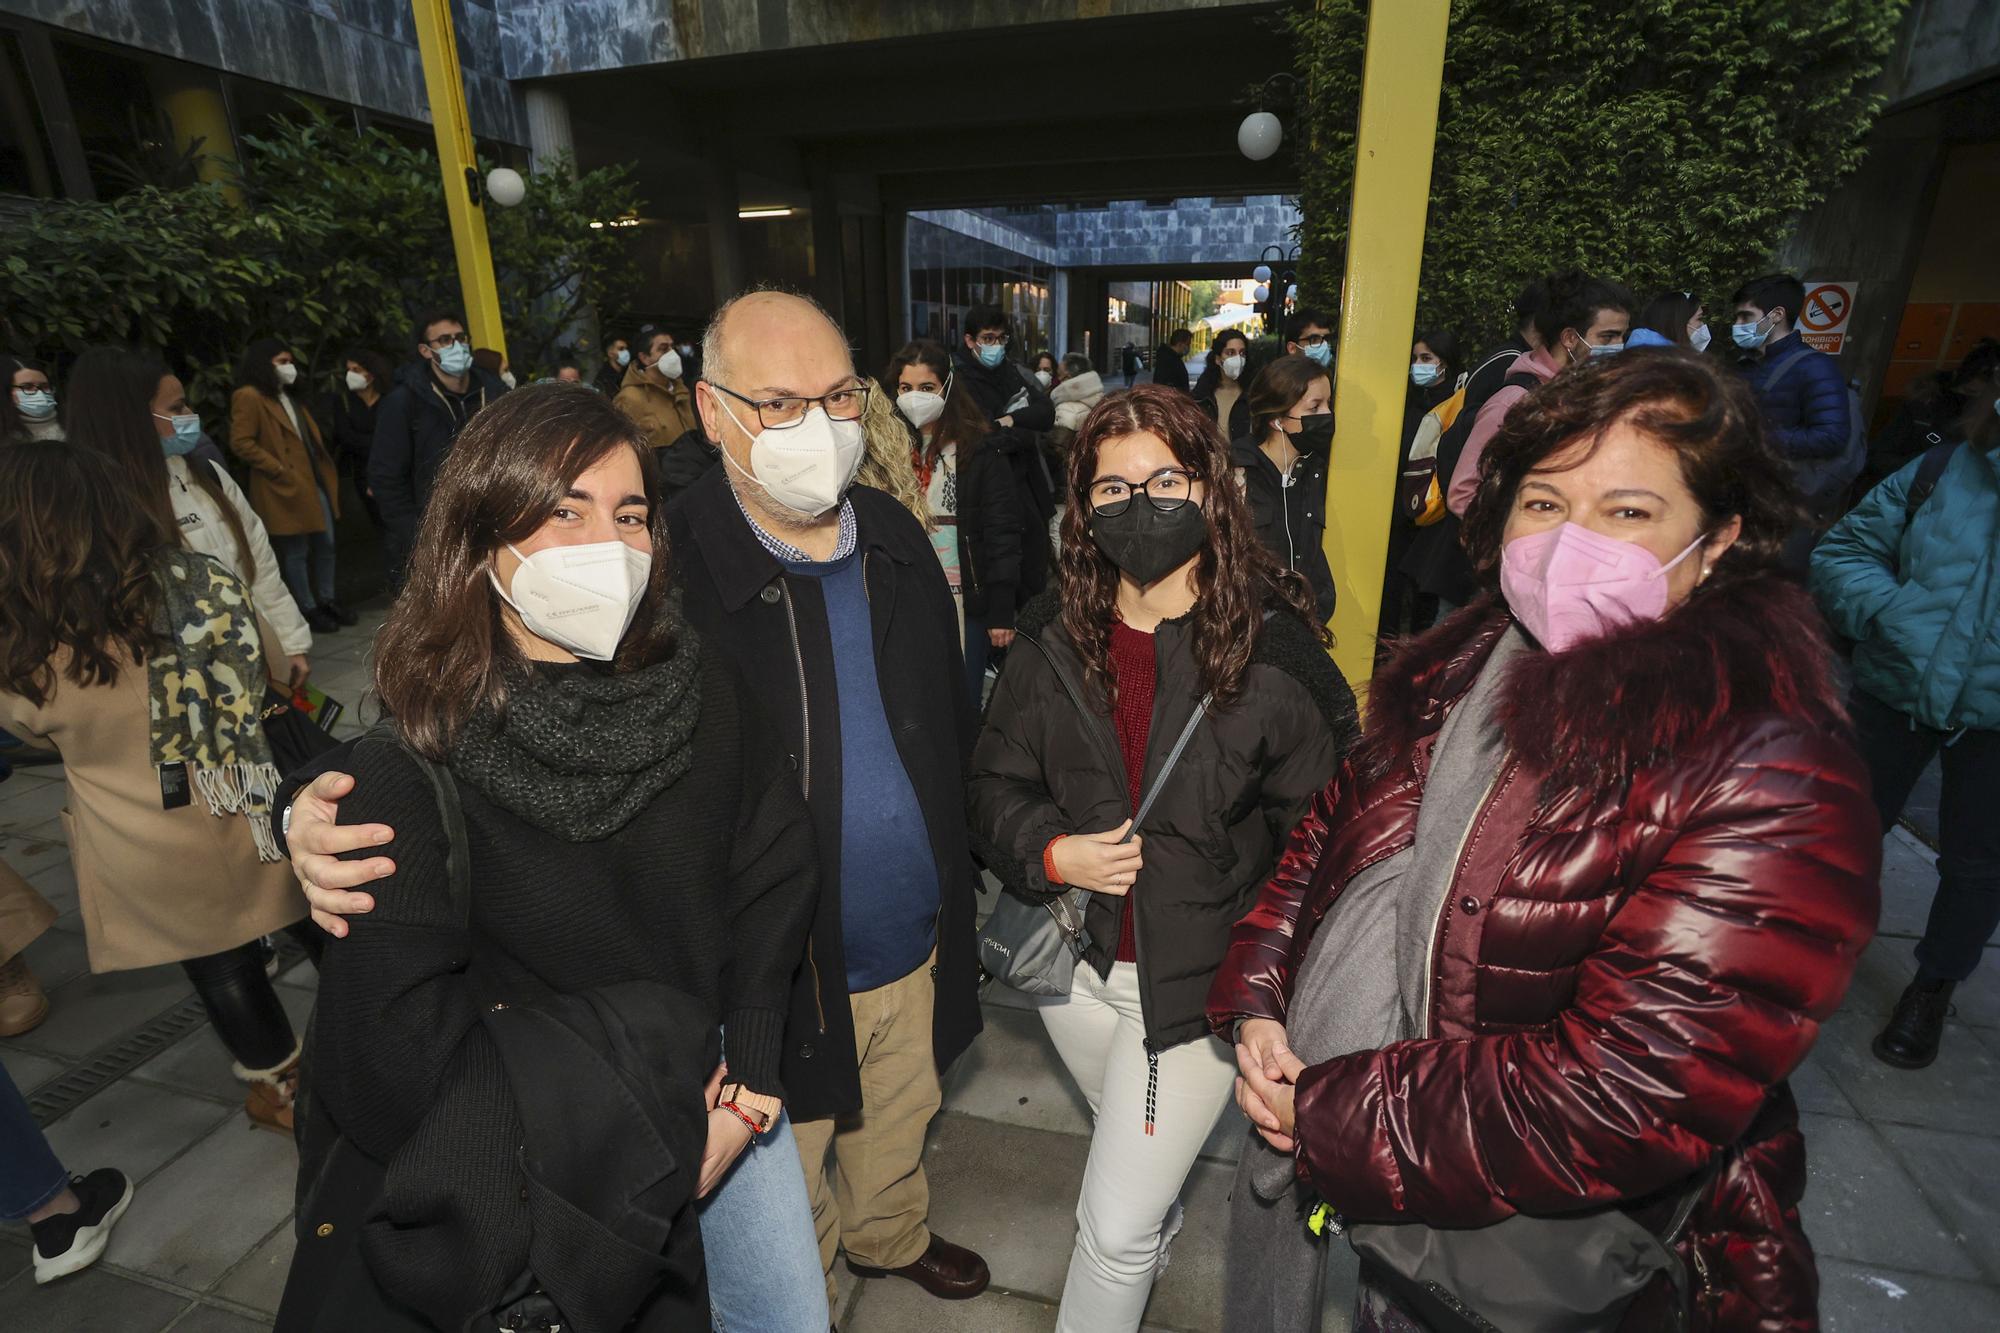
[615,348,631,367]
[976,342,1007,369]
[1589,341,1625,358]
[14,389,56,420]
[1409,362,1440,387]
[155,412,203,456]
[1303,341,1333,369]
[436,342,475,376]
[1730,314,1771,351]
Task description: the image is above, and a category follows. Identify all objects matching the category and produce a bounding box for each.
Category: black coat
[667,469,983,1120]
[330,389,379,476]
[369,361,509,544]
[1152,344,1191,393]
[948,346,1057,593]
[1191,363,1253,441]
[657,427,719,503]
[1230,436,1336,623]
[923,429,1027,625]
[951,344,1056,434]
[593,360,627,397]
[968,592,1357,1049]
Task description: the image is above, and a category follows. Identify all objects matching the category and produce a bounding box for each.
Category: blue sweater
[783,549,941,991]
[1737,331,1850,466]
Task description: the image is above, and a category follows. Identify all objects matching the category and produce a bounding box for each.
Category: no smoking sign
[1798,280,1857,354]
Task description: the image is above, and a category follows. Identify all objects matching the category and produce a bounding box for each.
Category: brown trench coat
[611,362,700,449]
[228,386,341,537]
[0,645,307,974]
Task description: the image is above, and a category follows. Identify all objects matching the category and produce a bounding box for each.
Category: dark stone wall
[0,0,525,143]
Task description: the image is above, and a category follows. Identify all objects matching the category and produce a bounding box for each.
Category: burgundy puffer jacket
[1207,578,1880,1332]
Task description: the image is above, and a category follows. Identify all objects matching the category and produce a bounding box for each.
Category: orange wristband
[1043,836,1066,885]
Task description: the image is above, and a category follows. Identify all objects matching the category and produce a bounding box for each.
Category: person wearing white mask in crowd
[1193,329,1253,441]
[1032,350,1059,390]
[270,289,993,1317]
[614,323,702,457]
[889,339,1028,703]
[228,337,347,632]
[1629,290,1711,353]
[332,348,393,537]
[263,384,824,1331]
[3,354,63,442]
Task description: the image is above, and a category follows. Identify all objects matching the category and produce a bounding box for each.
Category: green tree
[0,102,641,416]
[1288,0,1907,352]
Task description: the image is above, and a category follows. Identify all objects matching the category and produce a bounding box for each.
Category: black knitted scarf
[453,621,703,843]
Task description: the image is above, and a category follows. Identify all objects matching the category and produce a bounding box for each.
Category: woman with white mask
[1192,329,1253,441]
[889,339,1029,704]
[229,337,347,631]
[277,383,824,1331]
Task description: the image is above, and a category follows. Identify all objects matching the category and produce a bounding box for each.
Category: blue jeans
[0,1060,67,1221]
[696,1109,829,1332]
[275,486,338,610]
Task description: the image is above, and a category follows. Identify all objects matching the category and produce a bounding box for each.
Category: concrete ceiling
[550,4,1298,218]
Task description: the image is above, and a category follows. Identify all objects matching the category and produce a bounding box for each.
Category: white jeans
[1036,960,1239,1333]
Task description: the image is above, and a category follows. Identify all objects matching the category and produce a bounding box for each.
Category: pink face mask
[1500,522,1704,653]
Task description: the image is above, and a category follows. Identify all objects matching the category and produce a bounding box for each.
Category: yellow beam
[410,0,506,361]
[1324,0,1449,692]
[150,73,239,203]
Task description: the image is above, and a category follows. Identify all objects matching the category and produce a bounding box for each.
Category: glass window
[0,33,59,198]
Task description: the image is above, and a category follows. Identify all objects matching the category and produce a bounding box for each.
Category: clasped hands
[1234,1017,1302,1152]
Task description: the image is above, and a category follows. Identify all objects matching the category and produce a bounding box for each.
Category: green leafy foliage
[1288,0,1907,352]
[1,102,640,416]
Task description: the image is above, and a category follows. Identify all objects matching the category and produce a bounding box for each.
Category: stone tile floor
[1,606,1994,1330]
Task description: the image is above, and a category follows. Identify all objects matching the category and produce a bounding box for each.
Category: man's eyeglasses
[710,381,872,430]
[1086,467,1200,516]
[1295,333,1331,348]
[974,332,1009,348]
[427,331,472,348]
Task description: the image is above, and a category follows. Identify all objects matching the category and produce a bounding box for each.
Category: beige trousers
[791,951,941,1306]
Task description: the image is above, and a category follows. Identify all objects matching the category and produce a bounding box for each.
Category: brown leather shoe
[848,1235,990,1300]
[0,953,49,1037]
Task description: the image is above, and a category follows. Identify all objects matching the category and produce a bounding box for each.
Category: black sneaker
[320,600,359,628]
[30,1167,133,1284]
[304,606,341,634]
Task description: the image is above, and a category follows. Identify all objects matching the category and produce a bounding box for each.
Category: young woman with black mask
[1234,354,1337,623]
[969,384,1358,1333]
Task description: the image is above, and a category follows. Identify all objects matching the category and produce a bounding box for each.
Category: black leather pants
[179,922,319,1073]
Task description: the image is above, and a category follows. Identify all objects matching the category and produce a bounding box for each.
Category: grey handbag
[979,690,1213,996]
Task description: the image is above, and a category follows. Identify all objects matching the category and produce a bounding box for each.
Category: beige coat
[0,648,306,973]
[612,362,700,449]
[228,386,340,537]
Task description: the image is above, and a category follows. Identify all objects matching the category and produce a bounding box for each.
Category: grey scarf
[453,622,702,843]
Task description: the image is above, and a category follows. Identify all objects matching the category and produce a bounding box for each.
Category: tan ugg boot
[237,1043,302,1136]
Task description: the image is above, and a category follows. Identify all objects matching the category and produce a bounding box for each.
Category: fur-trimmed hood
[1361,577,1849,791]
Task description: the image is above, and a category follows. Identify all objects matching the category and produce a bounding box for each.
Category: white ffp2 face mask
[275,362,298,387]
[1221,354,1246,381]
[718,400,866,519]
[898,390,946,430]
[655,351,683,381]
[490,540,652,661]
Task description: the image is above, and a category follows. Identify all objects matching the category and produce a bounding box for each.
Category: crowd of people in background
[0,251,1994,1333]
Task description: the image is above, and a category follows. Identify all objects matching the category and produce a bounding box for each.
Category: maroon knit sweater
[1108,621,1155,964]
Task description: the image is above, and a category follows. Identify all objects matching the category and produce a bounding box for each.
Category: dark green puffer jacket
[969,589,1359,1050]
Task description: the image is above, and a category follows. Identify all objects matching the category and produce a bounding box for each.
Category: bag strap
[1761,345,1814,392]
[1125,692,1213,841]
[360,724,470,928]
[1904,433,1960,522]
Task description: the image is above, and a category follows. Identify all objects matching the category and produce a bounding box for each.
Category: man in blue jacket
[1731,275,1852,474]
[369,310,509,585]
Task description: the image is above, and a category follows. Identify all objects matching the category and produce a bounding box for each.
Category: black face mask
[1285,411,1335,455]
[1089,498,1208,586]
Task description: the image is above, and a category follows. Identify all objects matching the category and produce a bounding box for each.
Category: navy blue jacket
[1737,332,1850,465]
[368,361,509,544]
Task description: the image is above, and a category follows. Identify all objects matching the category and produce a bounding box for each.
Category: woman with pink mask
[1206,349,1880,1332]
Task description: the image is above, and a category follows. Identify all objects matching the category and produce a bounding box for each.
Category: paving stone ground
[2,606,1994,1331]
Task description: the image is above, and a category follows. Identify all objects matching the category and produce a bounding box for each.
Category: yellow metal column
[149,71,239,201]
[1324,0,1449,691]
[410,0,507,360]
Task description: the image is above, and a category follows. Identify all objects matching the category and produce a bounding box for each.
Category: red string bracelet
[720,1101,765,1136]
